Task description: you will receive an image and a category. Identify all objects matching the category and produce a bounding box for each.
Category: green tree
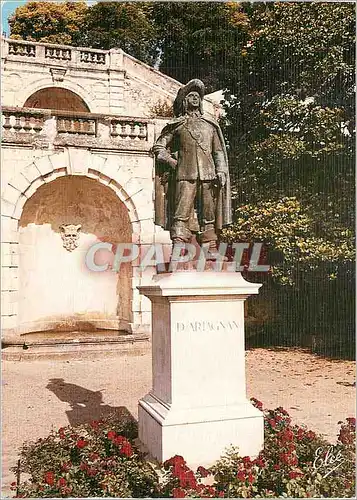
[8,1,89,46]
[222,2,355,276]
[151,2,250,91]
[78,2,158,65]
[220,2,355,357]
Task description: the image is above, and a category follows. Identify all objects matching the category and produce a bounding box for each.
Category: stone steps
[2,333,150,361]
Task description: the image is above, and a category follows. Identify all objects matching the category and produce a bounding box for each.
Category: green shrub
[12,403,355,498]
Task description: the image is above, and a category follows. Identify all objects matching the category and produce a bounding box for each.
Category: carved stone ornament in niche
[60,224,81,251]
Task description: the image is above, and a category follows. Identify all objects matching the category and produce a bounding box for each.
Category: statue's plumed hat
[173,79,205,117]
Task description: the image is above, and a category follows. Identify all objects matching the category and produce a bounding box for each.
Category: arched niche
[23,87,90,112]
[18,176,133,336]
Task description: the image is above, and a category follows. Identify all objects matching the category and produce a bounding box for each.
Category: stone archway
[24,87,90,112]
[1,150,150,343]
[18,176,132,336]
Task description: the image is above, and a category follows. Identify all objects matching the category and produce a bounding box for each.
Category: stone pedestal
[138,271,264,467]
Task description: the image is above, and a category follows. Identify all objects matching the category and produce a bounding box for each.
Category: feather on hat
[173,79,205,117]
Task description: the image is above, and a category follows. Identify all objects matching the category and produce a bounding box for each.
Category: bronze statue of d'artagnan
[153,79,232,251]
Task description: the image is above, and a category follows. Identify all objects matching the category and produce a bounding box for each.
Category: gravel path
[2,348,355,496]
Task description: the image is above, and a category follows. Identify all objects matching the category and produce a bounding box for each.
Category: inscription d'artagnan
[176,320,239,332]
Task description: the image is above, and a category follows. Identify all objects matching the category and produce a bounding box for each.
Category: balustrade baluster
[13,115,22,132]
[111,121,119,137]
[32,116,43,132]
[88,120,95,134]
[3,114,12,130]
[129,123,137,139]
[23,115,32,132]
[138,124,147,140]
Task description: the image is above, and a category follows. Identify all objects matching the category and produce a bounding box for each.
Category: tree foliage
[151,2,250,92]
[80,2,158,65]
[221,2,355,283]
[9,1,89,46]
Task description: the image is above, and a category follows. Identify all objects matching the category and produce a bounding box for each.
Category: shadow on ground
[46,378,136,426]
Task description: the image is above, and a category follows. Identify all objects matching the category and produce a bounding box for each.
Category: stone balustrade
[3,38,110,67]
[1,106,157,151]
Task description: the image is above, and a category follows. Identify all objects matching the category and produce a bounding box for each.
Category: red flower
[58,427,65,439]
[107,430,116,440]
[268,419,277,428]
[164,455,186,470]
[254,458,266,468]
[273,464,280,471]
[218,492,225,498]
[57,478,66,487]
[80,462,88,471]
[289,470,303,479]
[237,470,245,481]
[242,456,251,465]
[44,472,55,486]
[90,420,100,430]
[184,470,197,489]
[87,468,97,477]
[76,439,88,449]
[197,465,210,477]
[346,417,356,426]
[279,452,290,465]
[113,435,126,446]
[120,441,133,457]
[173,462,186,478]
[297,428,304,441]
[61,462,71,472]
[305,431,316,440]
[276,406,289,416]
[280,428,294,442]
[89,452,99,461]
[172,487,186,498]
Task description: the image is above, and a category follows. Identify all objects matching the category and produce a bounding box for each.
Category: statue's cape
[154,114,232,231]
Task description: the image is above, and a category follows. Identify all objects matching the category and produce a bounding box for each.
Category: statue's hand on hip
[217,172,226,187]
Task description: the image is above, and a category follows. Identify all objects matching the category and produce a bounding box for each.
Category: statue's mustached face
[185,91,201,109]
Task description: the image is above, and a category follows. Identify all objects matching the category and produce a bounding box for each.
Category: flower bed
[12,399,355,498]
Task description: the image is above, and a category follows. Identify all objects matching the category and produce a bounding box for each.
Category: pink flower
[57,477,66,487]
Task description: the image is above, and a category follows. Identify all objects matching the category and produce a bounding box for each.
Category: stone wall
[1,37,220,346]
[1,38,216,117]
